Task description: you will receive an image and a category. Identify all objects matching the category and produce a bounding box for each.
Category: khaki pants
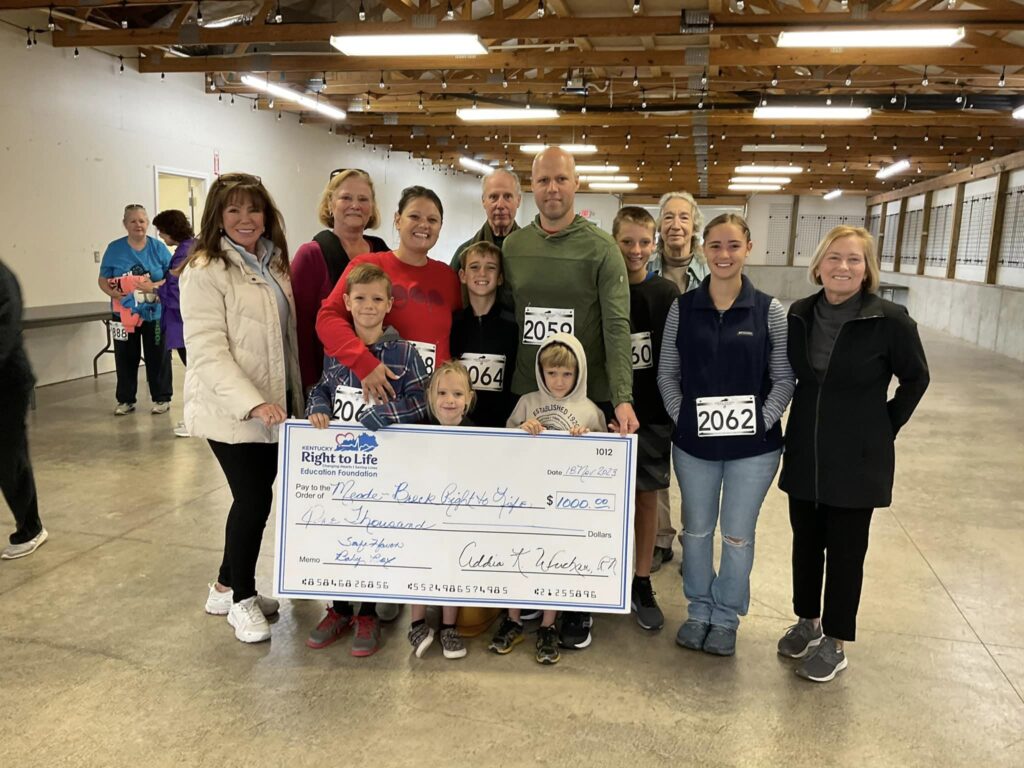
[655,486,685,550]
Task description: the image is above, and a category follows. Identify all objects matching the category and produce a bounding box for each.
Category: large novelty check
[273,420,637,612]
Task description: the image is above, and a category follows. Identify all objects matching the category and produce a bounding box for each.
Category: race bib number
[523,307,574,345]
[332,385,370,425]
[409,341,437,375]
[111,321,128,342]
[695,395,757,437]
[630,332,653,370]
[459,353,506,393]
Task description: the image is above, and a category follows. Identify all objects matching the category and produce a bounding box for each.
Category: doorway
[154,168,209,229]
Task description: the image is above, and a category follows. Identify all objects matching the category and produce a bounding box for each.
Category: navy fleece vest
[672,276,782,461]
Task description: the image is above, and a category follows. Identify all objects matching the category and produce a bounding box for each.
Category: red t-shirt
[317,251,461,380]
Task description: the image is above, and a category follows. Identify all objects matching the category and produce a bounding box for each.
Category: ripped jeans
[673,446,782,630]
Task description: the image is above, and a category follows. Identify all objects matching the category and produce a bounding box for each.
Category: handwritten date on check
[273,421,637,612]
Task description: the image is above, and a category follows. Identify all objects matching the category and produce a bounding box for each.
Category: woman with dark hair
[153,209,195,437]
[97,204,173,416]
[777,226,929,682]
[179,173,302,644]
[309,185,460,651]
[292,169,389,393]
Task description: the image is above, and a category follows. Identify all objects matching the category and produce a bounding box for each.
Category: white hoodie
[505,332,606,432]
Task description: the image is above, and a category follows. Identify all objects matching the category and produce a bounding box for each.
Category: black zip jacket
[778,289,929,509]
[0,259,35,394]
[449,301,519,428]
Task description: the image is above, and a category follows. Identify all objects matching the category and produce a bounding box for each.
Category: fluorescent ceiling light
[588,182,638,191]
[729,176,792,184]
[459,157,494,176]
[240,74,346,120]
[754,106,871,121]
[742,144,827,153]
[576,164,621,173]
[520,143,598,154]
[823,189,843,200]
[204,14,248,28]
[735,165,804,174]
[1013,104,1024,120]
[777,27,964,48]
[579,175,630,182]
[457,108,559,122]
[876,159,911,179]
[729,183,783,192]
[330,33,487,56]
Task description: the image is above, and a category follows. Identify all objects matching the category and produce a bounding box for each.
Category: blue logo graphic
[335,432,379,452]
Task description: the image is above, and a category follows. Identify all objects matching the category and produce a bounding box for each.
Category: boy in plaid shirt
[306,263,429,432]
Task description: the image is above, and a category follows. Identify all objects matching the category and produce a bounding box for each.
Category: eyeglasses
[124,204,145,212]
[219,173,262,185]
[330,168,368,180]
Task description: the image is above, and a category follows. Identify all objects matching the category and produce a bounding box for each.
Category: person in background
[179,173,303,645]
[777,226,929,683]
[97,204,172,416]
[153,209,195,437]
[0,259,47,560]
[658,214,794,658]
[449,169,522,270]
[292,169,389,394]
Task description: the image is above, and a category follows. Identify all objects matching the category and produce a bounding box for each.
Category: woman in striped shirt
[657,213,795,657]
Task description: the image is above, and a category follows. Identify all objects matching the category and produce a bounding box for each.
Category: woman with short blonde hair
[807,225,881,294]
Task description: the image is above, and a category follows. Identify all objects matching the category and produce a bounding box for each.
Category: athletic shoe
[227,596,271,643]
[558,611,593,649]
[488,616,525,654]
[702,625,737,656]
[535,625,560,665]
[204,583,279,617]
[114,403,135,416]
[408,622,435,658]
[631,576,664,630]
[376,602,401,622]
[675,619,710,651]
[795,637,848,682]
[151,401,171,414]
[306,608,353,649]
[1,529,48,560]
[649,545,674,573]
[519,609,542,621]
[777,618,824,659]
[350,615,381,657]
[439,627,467,659]
[173,421,190,438]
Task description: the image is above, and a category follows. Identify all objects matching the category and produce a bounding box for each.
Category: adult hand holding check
[361,362,400,405]
[611,402,640,436]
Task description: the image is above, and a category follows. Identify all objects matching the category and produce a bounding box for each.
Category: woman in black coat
[776,226,929,683]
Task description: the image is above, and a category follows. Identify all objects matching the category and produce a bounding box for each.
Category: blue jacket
[306,326,428,431]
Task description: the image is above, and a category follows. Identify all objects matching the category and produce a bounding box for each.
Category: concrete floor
[1,326,1023,768]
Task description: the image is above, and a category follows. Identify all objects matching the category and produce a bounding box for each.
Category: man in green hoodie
[502,147,638,438]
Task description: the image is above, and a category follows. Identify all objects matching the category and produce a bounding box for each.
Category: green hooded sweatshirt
[502,214,632,406]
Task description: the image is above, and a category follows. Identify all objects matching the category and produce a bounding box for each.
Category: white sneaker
[1,529,48,560]
[151,401,171,414]
[173,421,190,438]
[227,596,271,643]
[204,583,279,616]
[114,403,135,416]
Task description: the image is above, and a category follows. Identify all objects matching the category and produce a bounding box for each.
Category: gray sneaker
[795,637,848,682]
[777,618,824,659]
[350,615,381,657]
[408,622,435,658]
[675,619,710,651]
[702,625,737,656]
[439,627,467,659]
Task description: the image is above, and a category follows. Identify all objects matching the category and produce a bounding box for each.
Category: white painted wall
[0,26,482,386]
[744,193,868,265]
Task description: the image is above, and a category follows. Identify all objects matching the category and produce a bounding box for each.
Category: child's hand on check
[521,419,545,435]
[308,413,330,429]
[569,425,589,436]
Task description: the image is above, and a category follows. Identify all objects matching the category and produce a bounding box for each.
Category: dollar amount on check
[273,421,637,612]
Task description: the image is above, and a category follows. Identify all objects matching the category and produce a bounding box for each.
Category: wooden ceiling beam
[713,48,1024,67]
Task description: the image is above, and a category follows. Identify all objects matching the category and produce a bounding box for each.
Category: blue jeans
[673,446,782,630]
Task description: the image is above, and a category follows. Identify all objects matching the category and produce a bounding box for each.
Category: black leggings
[789,497,874,642]
[208,440,278,602]
[1,386,42,545]
[113,318,172,405]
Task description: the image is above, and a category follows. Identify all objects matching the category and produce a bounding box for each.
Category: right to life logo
[335,432,379,453]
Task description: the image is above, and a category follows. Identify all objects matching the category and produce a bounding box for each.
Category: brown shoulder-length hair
[184,172,289,273]
[318,169,381,230]
[807,225,880,294]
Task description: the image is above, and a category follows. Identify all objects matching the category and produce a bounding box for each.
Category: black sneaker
[558,611,593,649]
[488,615,525,654]
[631,576,664,630]
[535,625,560,665]
[649,545,674,573]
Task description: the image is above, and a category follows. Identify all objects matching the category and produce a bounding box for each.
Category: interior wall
[0,26,482,386]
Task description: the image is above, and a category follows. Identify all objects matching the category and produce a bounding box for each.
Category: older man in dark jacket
[0,259,46,559]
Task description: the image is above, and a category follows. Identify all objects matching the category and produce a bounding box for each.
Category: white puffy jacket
[180,238,303,444]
